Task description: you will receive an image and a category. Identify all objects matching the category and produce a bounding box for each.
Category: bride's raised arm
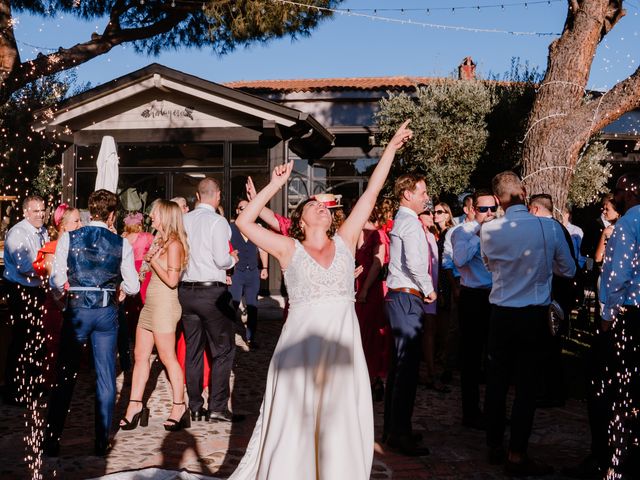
[236,162,296,269]
[338,119,412,253]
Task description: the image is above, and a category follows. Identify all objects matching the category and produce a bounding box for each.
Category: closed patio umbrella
[95,136,119,193]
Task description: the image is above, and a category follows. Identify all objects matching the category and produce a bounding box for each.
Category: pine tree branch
[1,9,187,100]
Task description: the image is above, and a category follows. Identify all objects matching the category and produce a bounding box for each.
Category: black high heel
[164,402,191,431]
[120,400,149,430]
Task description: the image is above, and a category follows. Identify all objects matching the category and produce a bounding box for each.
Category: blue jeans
[230,268,260,342]
[45,306,118,446]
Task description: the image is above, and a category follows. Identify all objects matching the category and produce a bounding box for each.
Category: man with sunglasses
[480,172,575,477]
[451,189,496,431]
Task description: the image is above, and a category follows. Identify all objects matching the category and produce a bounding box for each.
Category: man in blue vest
[43,189,139,457]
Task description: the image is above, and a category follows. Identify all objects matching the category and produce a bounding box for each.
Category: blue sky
[12,0,640,92]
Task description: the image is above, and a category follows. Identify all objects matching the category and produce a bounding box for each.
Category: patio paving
[0,296,591,479]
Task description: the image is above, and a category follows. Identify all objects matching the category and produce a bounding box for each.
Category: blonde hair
[48,206,79,241]
[151,199,189,268]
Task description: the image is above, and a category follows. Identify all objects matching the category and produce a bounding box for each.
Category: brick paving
[0,297,590,479]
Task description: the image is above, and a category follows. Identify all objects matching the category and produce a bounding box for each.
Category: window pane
[232,143,268,167]
[311,158,378,177]
[287,159,311,210]
[75,171,166,214]
[76,144,223,168]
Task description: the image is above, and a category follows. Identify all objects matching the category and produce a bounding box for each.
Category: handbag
[538,218,566,336]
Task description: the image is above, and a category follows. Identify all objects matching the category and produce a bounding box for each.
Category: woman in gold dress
[119,200,190,431]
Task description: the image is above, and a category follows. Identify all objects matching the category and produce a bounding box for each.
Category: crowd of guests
[1,153,639,478]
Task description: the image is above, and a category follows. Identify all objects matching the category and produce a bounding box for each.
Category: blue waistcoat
[67,226,123,309]
[230,223,259,271]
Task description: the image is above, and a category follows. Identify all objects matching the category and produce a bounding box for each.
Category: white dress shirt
[182,204,236,283]
[51,221,139,296]
[480,204,575,307]
[565,222,586,269]
[599,204,640,321]
[386,206,434,297]
[3,218,49,287]
[442,223,464,278]
[452,220,492,289]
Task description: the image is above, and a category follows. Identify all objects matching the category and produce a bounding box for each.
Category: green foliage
[569,142,612,208]
[375,82,492,197]
[471,81,537,187]
[32,155,62,203]
[376,57,611,206]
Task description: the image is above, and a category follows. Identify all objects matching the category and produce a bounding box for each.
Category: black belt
[179,281,226,288]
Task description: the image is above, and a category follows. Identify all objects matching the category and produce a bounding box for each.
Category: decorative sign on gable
[140,100,195,121]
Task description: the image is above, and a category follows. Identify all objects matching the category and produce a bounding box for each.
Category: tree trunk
[521,0,640,215]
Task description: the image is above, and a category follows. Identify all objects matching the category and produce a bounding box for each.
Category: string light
[292,0,562,13]
[269,0,561,36]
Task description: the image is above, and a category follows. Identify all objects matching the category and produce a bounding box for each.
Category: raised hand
[387,119,413,150]
[246,176,257,201]
[269,161,294,190]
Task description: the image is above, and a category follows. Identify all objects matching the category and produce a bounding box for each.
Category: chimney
[458,56,476,80]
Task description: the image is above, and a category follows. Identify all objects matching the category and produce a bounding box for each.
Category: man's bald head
[197,177,222,208]
[492,171,526,208]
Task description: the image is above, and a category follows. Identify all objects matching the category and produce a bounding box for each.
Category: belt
[179,281,226,288]
[67,286,116,307]
[389,287,423,299]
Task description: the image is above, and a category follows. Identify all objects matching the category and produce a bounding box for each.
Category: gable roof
[224,76,441,93]
[34,63,334,158]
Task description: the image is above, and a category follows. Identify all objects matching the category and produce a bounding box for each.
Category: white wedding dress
[229,235,374,480]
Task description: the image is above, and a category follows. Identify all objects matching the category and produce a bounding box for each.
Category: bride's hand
[387,119,413,151]
[269,161,294,190]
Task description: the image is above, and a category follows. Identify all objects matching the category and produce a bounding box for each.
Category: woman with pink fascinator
[118,212,155,371]
[33,203,82,388]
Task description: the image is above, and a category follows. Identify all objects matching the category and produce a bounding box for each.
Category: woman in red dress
[354,203,392,401]
[32,204,81,387]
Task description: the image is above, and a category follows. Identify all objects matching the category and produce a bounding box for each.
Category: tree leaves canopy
[375,81,492,197]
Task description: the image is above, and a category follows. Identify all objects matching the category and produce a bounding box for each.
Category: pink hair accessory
[53,203,69,227]
[124,212,144,226]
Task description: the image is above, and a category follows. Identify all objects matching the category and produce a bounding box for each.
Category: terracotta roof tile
[224,76,449,92]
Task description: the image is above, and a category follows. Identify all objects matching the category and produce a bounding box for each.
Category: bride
[231,120,413,479]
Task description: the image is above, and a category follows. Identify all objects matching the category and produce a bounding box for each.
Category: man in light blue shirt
[383,173,436,457]
[2,195,48,406]
[596,172,640,478]
[451,189,495,430]
[480,172,575,477]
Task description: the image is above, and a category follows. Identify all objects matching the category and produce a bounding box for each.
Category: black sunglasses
[433,209,446,215]
[476,206,498,213]
[419,210,433,216]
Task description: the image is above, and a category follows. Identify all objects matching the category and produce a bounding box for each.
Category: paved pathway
[0,297,590,479]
